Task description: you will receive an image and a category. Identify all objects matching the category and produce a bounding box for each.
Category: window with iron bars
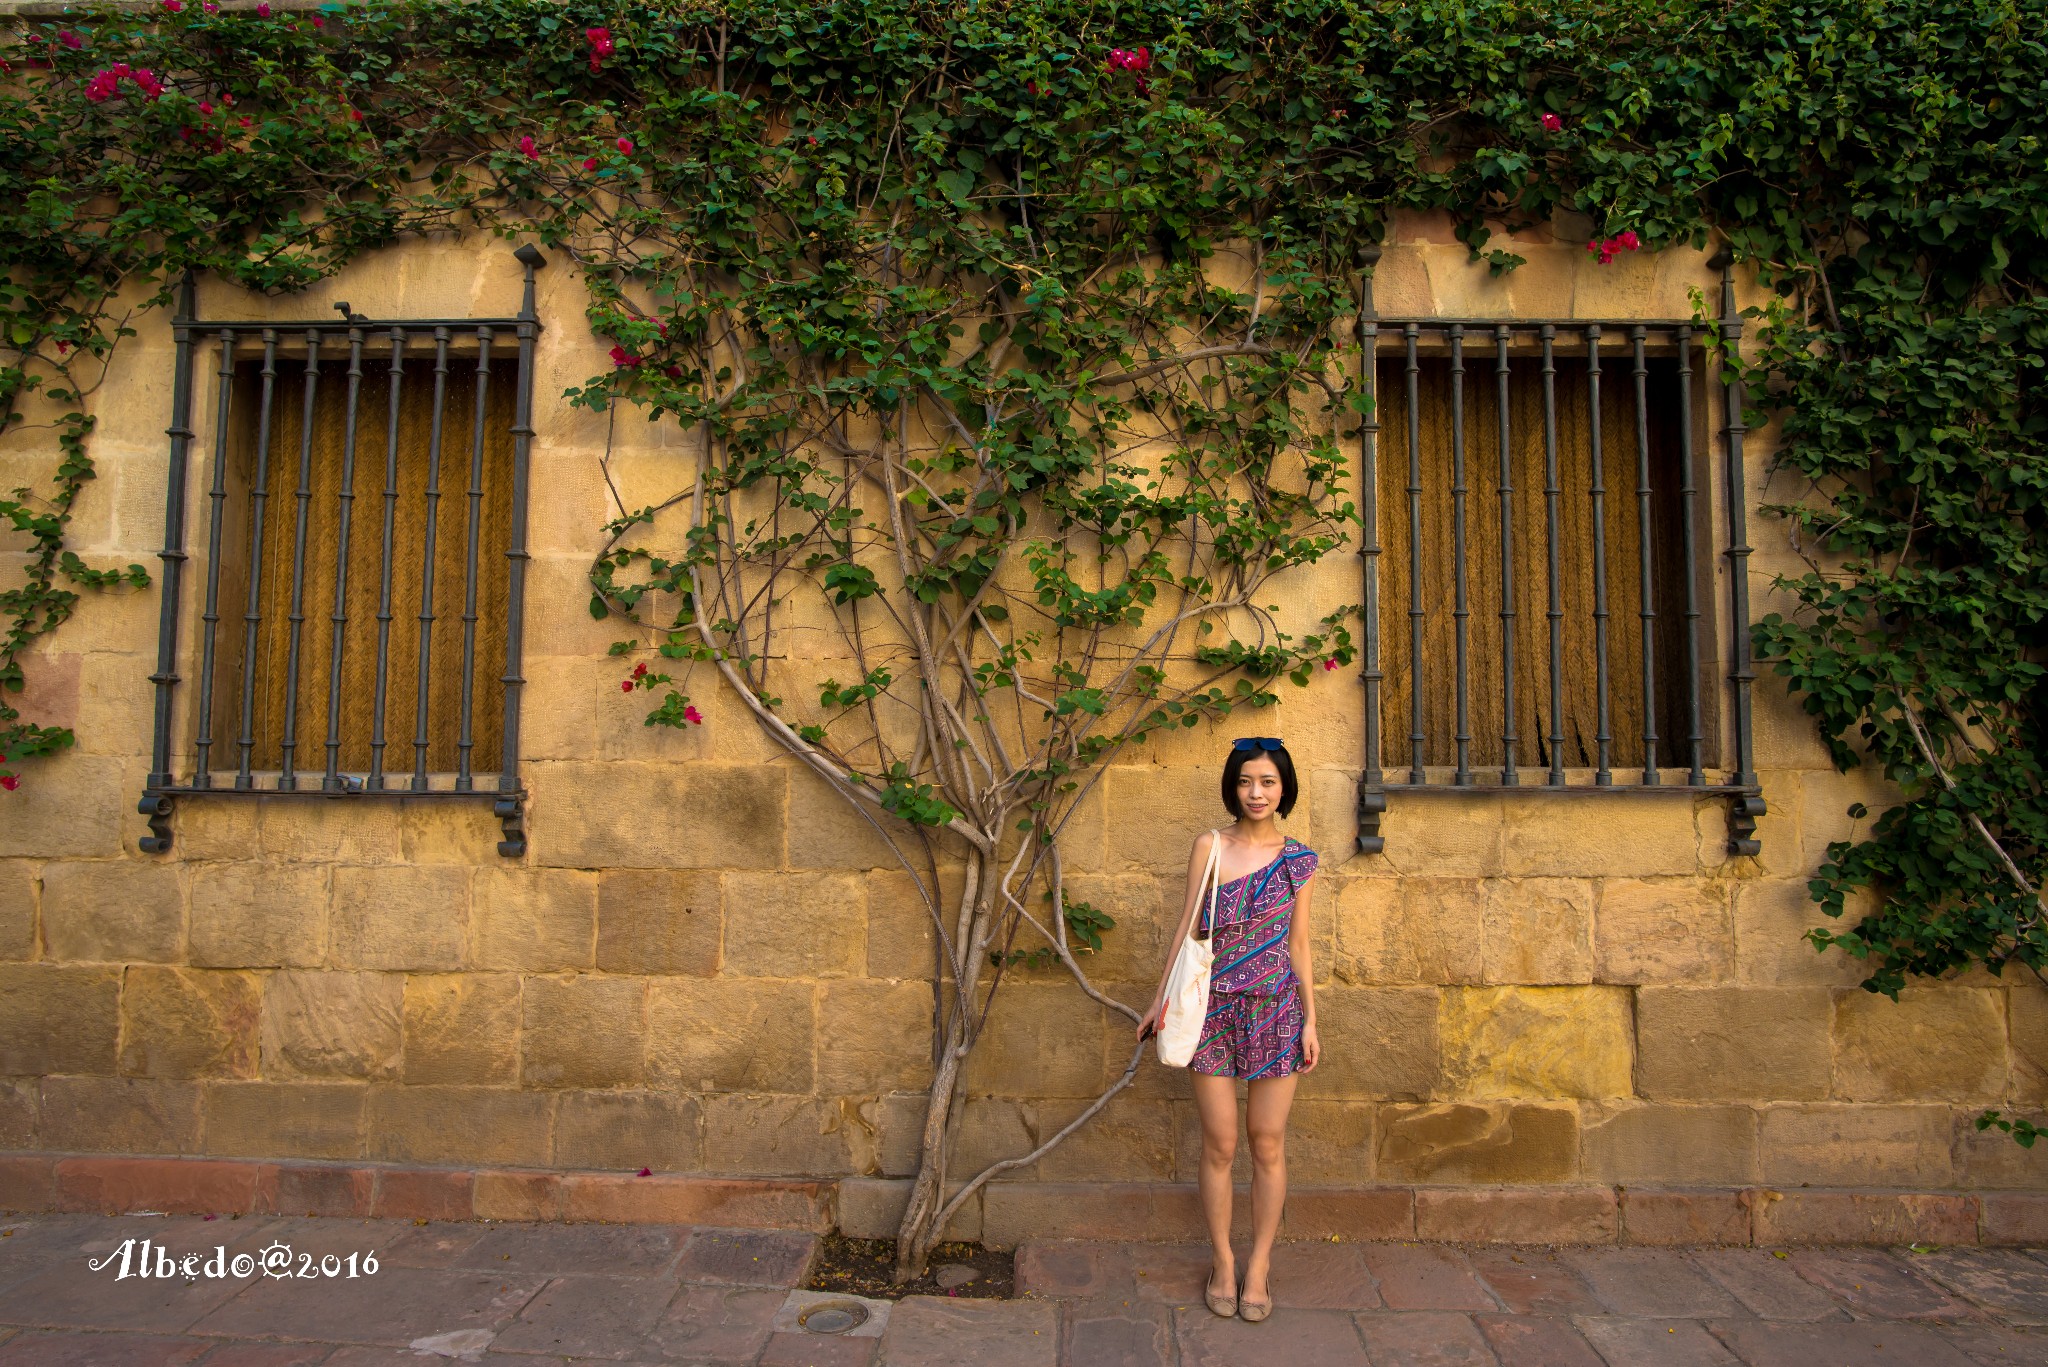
[1352,249,1763,855]
[139,246,547,856]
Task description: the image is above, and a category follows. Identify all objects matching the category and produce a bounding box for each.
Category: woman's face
[1236,757,1282,819]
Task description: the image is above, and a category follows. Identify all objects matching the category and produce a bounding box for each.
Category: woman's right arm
[1136,828,1219,1036]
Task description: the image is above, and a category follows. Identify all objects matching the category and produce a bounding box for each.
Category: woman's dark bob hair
[1221,740,1300,819]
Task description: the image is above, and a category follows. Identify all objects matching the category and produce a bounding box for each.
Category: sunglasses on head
[1231,737,1284,752]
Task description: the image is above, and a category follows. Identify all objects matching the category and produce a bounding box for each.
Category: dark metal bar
[1403,323,1425,784]
[455,327,494,792]
[277,330,322,791]
[1450,324,1471,785]
[1494,324,1517,785]
[1541,325,1566,785]
[1676,326,1706,786]
[1631,326,1661,785]
[142,273,199,842]
[234,330,279,789]
[412,328,453,791]
[368,329,406,790]
[1586,325,1613,786]
[170,315,526,335]
[191,330,237,789]
[321,326,367,790]
[497,246,546,855]
[1713,250,1764,853]
[1355,249,1386,854]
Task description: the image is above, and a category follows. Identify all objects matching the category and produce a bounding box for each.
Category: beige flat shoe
[1204,1264,1237,1318]
[1238,1273,1272,1323]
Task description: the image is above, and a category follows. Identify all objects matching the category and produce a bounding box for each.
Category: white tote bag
[1156,828,1223,1067]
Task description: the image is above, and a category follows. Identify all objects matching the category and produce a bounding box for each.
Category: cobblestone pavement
[2,1213,2046,1365]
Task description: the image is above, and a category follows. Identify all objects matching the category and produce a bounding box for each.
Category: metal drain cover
[798,1299,869,1334]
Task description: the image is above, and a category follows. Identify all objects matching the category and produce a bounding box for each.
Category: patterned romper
[1188,835,1318,1080]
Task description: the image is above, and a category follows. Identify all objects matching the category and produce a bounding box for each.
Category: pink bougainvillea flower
[54,340,69,354]
[0,775,17,792]
[311,15,324,27]
[204,2,218,10]
[616,136,633,153]
[608,344,641,367]
[582,156,599,170]
[1324,657,1339,670]
[239,114,252,127]
[519,134,538,158]
[1540,112,1563,132]
[620,680,634,692]
[1616,229,1640,251]
[586,25,614,72]
[632,662,648,677]
[198,99,213,114]
[1106,46,1151,72]
[349,107,362,122]
[59,30,83,49]
[1025,80,1039,96]
[163,0,183,12]
[663,363,682,378]
[683,705,703,725]
[636,1167,652,1177]
[256,1,271,14]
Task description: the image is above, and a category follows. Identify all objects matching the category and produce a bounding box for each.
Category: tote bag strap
[1194,827,1222,943]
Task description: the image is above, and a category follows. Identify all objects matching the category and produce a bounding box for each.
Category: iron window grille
[139,245,547,857]
[1353,248,1764,855]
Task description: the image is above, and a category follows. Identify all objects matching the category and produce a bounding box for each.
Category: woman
[1135,736,1321,1323]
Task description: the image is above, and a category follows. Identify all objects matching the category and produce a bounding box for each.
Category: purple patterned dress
[1188,835,1319,1080]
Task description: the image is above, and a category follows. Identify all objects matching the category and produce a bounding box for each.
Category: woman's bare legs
[1190,1072,1241,1301]
[1240,1073,1299,1309]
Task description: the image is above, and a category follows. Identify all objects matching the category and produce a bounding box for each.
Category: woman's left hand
[1300,1019,1320,1072]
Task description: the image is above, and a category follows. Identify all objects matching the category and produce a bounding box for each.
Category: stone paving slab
[0,1217,2047,1364]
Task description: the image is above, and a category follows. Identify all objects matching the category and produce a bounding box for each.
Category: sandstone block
[399,797,508,865]
[836,1176,982,1242]
[561,1171,831,1229]
[942,1097,1037,1180]
[37,1077,201,1153]
[1297,987,1440,1101]
[258,795,404,865]
[1759,1103,1953,1187]
[524,760,786,870]
[1636,987,1831,1101]
[1420,243,1516,317]
[259,970,403,1080]
[1501,247,1580,320]
[782,772,916,872]
[330,865,469,970]
[1594,879,1733,984]
[1377,1102,1579,1184]
[118,966,261,1080]
[1052,872,1171,988]
[1102,767,1230,873]
[0,965,120,1074]
[521,975,646,1088]
[189,862,326,968]
[0,860,33,959]
[596,869,721,976]
[262,1163,377,1218]
[1334,878,1484,985]
[817,980,936,1095]
[474,1169,564,1222]
[1619,1190,1751,1246]
[1480,879,1595,985]
[1732,880,1877,987]
[722,871,866,978]
[1983,1193,2048,1246]
[855,1091,928,1178]
[371,1169,475,1221]
[1368,246,1433,316]
[40,860,184,962]
[863,868,968,981]
[200,1081,366,1159]
[365,1084,553,1167]
[166,798,263,863]
[0,1078,33,1147]
[1832,987,2006,1102]
[1579,1102,1758,1185]
[1414,1187,1618,1244]
[2012,986,2048,1105]
[401,972,520,1085]
[1034,1096,1177,1182]
[703,1095,855,1176]
[54,1155,260,1217]
[964,983,1111,1099]
[0,754,125,857]
[647,978,815,1093]
[1953,1108,2048,1189]
[1374,793,1507,878]
[1753,1191,1979,1247]
[471,867,597,972]
[1502,796,1698,878]
[554,1090,703,1172]
[1440,986,1633,1099]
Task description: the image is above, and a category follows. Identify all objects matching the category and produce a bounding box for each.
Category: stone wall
[2,210,2044,1238]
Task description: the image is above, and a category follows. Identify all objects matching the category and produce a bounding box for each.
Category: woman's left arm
[1289,863,1319,1071]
